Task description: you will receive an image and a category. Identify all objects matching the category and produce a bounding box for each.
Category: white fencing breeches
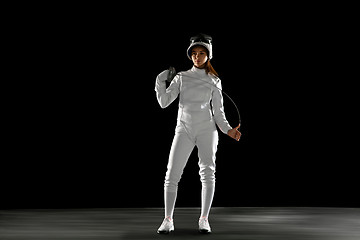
[164,121,218,218]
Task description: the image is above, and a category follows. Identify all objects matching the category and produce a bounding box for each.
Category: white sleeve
[155,74,180,108]
[211,79,232,134]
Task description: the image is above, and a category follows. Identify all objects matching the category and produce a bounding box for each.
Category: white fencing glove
[157,70,169,82]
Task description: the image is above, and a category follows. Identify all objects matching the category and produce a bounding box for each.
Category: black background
[3,5,357,209]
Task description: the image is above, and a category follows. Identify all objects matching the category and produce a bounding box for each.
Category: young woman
[155,33,241,234]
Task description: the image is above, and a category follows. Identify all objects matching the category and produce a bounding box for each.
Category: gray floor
[0,207,359,239]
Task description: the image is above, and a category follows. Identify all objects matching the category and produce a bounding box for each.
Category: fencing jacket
[155,66,232,134]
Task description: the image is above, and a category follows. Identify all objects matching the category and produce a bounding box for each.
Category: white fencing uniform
[155,66,232,219]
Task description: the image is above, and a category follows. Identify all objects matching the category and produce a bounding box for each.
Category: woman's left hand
[227,124,241,141]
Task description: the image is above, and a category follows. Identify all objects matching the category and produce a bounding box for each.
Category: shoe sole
[157,230,174,234]
[199,229,211,234]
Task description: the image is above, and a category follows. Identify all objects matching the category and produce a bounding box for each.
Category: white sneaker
[157,217,174,234]
[199,217,212,233]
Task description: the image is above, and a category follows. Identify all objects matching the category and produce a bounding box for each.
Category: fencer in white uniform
[155,34,241,234]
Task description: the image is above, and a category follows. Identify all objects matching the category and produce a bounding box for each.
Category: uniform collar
[191,66,207,76]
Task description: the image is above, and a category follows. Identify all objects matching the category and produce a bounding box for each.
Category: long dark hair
[205,60,218,77]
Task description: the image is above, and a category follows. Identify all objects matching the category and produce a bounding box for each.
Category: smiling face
[191,46,209,68]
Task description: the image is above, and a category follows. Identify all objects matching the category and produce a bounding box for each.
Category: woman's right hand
[157,70,169,82]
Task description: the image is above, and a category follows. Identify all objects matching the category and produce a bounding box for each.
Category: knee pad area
[199,165,216,184]
[164,171,183,192]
